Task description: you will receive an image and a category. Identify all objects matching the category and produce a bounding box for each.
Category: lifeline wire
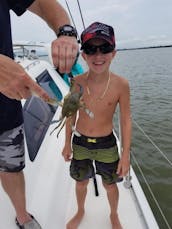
[133,119,172,168]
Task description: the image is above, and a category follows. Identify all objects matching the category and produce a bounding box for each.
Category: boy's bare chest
[83,92,118,115]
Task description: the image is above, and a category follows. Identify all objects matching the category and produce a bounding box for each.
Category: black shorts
[70,158,123,184]
[70,133,123,184]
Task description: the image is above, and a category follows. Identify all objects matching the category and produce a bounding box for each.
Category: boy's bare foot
[66,210,85,229]
[110,213,123,229]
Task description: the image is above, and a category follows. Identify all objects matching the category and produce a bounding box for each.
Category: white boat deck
[0,125,149,229]
[0,58,159,229]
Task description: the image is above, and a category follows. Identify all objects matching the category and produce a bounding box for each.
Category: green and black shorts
[70,132,123,184]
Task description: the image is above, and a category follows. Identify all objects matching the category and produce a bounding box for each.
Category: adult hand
[51,36,79,73]
[0,54,50,101]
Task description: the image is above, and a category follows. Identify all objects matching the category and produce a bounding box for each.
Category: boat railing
[133,120,172,168]
[131,119,171,229]
[25,60,41,71]
[115,109,171,229]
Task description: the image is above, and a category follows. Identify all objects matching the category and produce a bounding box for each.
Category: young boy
[62,22,132,229]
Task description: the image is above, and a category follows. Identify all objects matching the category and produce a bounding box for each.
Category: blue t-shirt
[0,0,35,132]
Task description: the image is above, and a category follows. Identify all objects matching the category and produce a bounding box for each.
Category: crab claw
[46,98,62,107]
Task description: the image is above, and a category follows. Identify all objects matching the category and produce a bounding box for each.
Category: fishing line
[76,0,86,30]
[65,0,86,31]
[65,1,78,33]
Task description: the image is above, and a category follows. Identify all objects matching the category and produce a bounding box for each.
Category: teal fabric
[49,81,63,101]
[63,62,84,86]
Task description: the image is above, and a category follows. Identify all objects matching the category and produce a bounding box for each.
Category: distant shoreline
[117,44,172,51]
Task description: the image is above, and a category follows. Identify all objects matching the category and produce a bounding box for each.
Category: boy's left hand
[116,155,130,178]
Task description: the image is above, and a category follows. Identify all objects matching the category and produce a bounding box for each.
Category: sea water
[112,47,172,229]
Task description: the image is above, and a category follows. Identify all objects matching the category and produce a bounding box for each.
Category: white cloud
[11,11,55,42]
[10,0,172,48]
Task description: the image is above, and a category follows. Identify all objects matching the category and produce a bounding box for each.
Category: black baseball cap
[81,22,115,49]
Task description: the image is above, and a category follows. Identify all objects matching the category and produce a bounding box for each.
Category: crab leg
[56,118,67,138]
[50,118,64,135]
[31,90,63,107]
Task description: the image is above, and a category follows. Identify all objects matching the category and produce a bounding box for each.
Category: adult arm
[28,0,79,73]
[0,0,78,100]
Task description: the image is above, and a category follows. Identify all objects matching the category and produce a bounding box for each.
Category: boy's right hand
[62,145,72,161]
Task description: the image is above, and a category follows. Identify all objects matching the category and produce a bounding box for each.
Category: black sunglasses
[82,43,115,55]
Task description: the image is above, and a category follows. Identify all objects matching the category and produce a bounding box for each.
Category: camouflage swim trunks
[70,132,123,184]
[0,124,25,172]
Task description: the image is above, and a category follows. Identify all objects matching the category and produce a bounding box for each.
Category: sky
[11,0,172,49]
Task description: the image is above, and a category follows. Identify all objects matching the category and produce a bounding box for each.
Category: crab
[48,79,94,138]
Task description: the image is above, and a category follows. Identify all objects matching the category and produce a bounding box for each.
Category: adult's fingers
[58,45,66,73]
[65,46,77,73]
[51,36,79,73]
[25,75,50,101]
[18,86,32,99]
[51,41,59,68]
[58,46,76,73]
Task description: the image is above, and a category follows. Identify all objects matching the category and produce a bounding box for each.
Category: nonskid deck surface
[0,128,147,229]
[66,177,147,229]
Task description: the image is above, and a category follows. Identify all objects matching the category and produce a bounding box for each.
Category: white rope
[133,119,172,168]
[131,152,171,229]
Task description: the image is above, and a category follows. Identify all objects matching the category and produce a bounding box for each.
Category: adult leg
[103,182,122,229]
[66,179,89,229]
[0,125,32,225]
[0,171,32,225]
